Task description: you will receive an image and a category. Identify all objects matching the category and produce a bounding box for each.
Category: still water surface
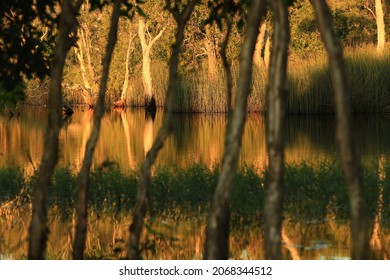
[1,107,389,259]
[2,107,390,172]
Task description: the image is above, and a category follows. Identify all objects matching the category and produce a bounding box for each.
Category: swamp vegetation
[1,0,389,260]
[1,161,389,259]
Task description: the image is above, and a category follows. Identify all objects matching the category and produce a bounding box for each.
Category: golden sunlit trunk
[74,25,96,108]
[138,18,164,110]
[254,22,267,68]
[263,36,271,69]
[119,28,136,105]
[375,0,386,53]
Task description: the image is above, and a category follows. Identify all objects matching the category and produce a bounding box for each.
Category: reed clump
[287,45,390,113]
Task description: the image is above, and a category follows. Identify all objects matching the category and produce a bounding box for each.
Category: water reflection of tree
[119,110,136,170]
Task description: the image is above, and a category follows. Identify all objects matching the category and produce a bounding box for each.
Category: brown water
[2,107,390,173]
[1,107,390,259]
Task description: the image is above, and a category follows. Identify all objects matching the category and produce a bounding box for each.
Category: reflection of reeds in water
[3,109,390,174]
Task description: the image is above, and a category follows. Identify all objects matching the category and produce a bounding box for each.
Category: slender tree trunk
[28,0,84,260]
[81,23,96,86]
[264,0,289,260]
[254,22,267,68]
[75,26,95,107]
[73,0,121,260]
[220,17,233,114]
[204,0,266,260]
[263,35,271,69]
[120,31,136,104]
[138,17,164,111]
[127,0,199,260]
[311,0,368,260]
[375,0,386,52]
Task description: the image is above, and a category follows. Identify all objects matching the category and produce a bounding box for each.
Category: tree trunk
[311,0,368,260]
[264,35,271,69]
[75,26,95,108]
[375,0,386,52]
[264,0,289,260]
[28,0,84,260]
[138,17,164,112]
[204,0,266,260]
[73,0,121,260]
[118,30,136,106]
[127,0,199,260]
[254,22,267,68]
[220,17,233,114]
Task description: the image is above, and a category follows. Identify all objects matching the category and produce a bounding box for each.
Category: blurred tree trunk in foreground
[311,0,369,259]
[73,0,121,260]
[264,0,289,260]
[28,0,84,260]
[204,0,266,260]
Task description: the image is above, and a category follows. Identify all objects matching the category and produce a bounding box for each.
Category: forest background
[2,0,389,113]
[0,0,389,260]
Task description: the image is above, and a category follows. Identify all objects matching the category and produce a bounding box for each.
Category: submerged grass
[1,160,389,223]
[1,160,389,259]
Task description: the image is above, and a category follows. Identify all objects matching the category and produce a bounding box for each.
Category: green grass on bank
[1,160,389,225]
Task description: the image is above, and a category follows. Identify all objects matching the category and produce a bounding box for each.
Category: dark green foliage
[231,165,264,224]
[382,162,390,222]
[0,0,58,109]
[288,0,382,58]
[0,167,24,202]
[149,164,216,215]
[362,161,380,221]
[89,161,137,214]
[284,161,346,221]
[51,168,77,218]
